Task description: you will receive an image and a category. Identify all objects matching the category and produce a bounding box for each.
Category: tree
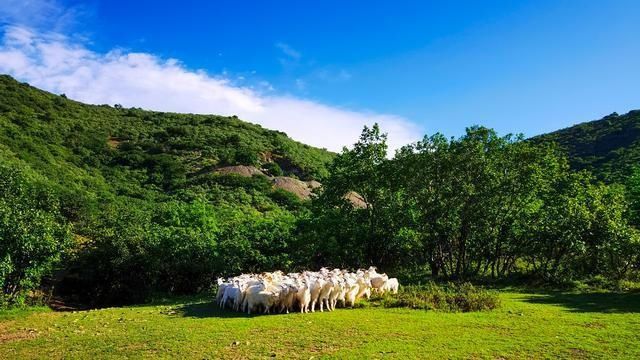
[311,124,640,283]
[0,164,71,306]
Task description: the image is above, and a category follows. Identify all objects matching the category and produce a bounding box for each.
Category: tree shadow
[523,291,640,313]
[173,301,269,319]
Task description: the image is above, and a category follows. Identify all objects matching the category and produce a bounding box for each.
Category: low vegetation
[369,283,500,312]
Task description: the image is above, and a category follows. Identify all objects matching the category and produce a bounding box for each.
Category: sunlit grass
[1,291,639,359]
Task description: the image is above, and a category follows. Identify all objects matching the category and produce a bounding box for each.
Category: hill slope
[0,75,338,302]
[532,110,640,182]
[0,75,334,213]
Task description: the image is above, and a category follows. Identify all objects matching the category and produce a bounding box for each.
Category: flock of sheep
[216,267,399,315]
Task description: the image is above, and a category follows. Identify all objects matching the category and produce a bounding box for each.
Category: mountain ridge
[532,109,640,182]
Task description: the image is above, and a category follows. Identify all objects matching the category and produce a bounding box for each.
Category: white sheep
[318,278,335,312]
[295,280,311,313]
[309,277,326,312]
[385,278,399,294]
[215,266,397,315]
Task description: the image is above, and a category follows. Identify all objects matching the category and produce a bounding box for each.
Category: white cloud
[0,26,421,152]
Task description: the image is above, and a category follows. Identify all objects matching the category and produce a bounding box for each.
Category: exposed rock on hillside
[307,180,322,190]
[345,191,367,209]
[272,176,316,199]
[213,165,322,200]
[211,166,366,205]
[214,165,266,177]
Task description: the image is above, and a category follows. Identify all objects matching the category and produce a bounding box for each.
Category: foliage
[0,75,331,305]
[532,110,640,183]
[308,125,640,283]
[0,163,71,307]
[262,161,284,176]
[369,282,500,312]
[625,166,640,227]
[64,199,297,305]
[1,74,639,306]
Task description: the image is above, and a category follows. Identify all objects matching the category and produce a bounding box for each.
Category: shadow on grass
[523,291,640,313]
[174,301,268,319]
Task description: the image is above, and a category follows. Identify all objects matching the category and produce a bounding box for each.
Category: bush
[263,162,283,176]
[370,282,500,312]
[269,188,303,209]
[64,199,298,305]
[616,279,640,292]
[66,199,221,305]
[0,164,71,307]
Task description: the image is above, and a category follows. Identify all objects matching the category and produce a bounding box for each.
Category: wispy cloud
[0,0,86,33]
[314,68,352,83]
[0,25,420,153]
[275,42,301,60]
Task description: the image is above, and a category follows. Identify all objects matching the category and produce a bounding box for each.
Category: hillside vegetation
[533,110,640,183]
[0,75,333,195]
[0,75,333,305]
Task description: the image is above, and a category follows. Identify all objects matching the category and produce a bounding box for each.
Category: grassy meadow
[1,290,639,359]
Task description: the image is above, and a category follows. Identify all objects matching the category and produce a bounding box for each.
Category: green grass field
[1,291,639,359]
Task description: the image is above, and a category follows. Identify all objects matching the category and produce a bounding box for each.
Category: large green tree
[0,164,71,306]
[309,125,640,283]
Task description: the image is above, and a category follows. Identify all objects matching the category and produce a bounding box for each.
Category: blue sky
[1,0,639,150]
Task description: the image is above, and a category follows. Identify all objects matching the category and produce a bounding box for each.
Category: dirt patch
[584,321,606,329]
[214,165,266,177]
[0,324,38,344]
[259,151,274,163]
[569,348,588,358]
[48,296,89,312]
[106,137,122,149]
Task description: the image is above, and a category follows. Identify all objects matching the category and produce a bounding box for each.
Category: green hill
[532,110,640,182]
[0,75,336,302]
[0,74,333,213]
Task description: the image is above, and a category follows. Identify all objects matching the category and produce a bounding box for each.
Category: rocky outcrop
[344,191,367,209]
[212,166,365,206]
[213,165,266,177]
[272,177,316,199]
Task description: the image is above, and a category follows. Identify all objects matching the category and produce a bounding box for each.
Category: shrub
[263,162,284,176]
[67,199,221,305]
[616,279,640,292]
[370,282,500,312]
[269,188,303,209]
[0,164,71,307]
